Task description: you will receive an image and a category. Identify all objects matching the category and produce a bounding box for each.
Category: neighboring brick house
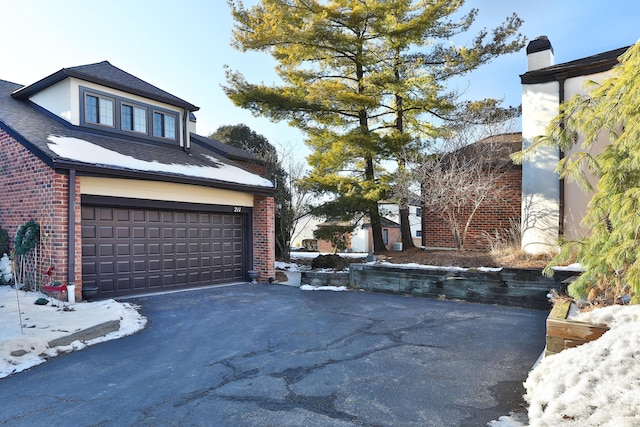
[422,133,522,250]
[0,61,275,300]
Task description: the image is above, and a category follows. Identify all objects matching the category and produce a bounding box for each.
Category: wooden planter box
[545,301,609,356]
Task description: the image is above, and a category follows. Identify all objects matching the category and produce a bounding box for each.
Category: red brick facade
[422,167,521,250]
[252,195,275,282]
[0,129,81,299]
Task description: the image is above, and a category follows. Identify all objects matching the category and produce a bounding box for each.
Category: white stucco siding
[521,81,561,254]
[29,79,74,123]
[562,71,613,241]
[80,176,255,207]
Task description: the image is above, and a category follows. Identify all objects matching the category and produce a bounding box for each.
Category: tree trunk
[399,205,415,250]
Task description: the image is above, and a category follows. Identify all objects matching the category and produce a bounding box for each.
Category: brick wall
[252,195,275,282]
[0,130,79,297]
[422,168,521,250]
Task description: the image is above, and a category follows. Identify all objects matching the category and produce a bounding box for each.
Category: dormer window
[80,86,180,144]
[85,93,114,127]
[121,103,147,134]
[153,111,177,140]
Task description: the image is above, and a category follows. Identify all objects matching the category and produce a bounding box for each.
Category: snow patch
[47,135,273,188]
[300,285,348,292]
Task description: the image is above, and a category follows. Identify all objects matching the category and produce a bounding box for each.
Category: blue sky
[2,1,639,159]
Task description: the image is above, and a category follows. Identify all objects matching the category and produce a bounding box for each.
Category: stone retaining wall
[349,264,577,309]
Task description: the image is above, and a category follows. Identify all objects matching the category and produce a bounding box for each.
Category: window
[416,230,422,237]
[153,111,176,139]
[80,87,180,144]
[383,229,389,245]
[415,207,422,217]
[121,104,147,133]
[85,94,114,126]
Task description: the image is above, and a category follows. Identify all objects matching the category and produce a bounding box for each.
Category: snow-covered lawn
[0,286,146,379]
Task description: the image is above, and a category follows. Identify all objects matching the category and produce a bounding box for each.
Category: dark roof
[11,61,199,111]
[0,78,273,194]
[445,132,521,169]
[190,133,263,164]
[362,217,400,228]
[521,46,629,84]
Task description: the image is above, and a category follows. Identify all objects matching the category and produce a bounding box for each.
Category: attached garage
[0,61,276,302]
[81,202,250,298]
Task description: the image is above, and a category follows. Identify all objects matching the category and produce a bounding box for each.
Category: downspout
[182,109,190,152]
[556,72,568,238]
[67,169,76,287]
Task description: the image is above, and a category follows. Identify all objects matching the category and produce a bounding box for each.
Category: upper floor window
[85,94,114,127]
[121,104,147,134]
[81,86,180,144]
[415,207,422,217]
[153,111,176,140]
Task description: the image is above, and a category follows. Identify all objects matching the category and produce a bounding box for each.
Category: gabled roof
[0,78,273,193]
[11,61,199,111]
[520,46,630,84]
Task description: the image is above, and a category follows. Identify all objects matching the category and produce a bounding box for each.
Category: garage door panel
[117,260,130,273]
[149,275,161,287]
[99,278,115,292]
[99,244,113,257]
[131,211,145,222]
[99,227,113,238]
[133,260,146,272]
[99,209,114,221]
[82,225,96,238]
[133,276,146,288]
[82,206,246,298]
[99,262,114,274]
[83,243,96,257]
[148,243,160,255]
[117,227,130,238]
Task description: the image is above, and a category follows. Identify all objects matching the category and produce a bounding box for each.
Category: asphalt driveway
[0,284,546,426]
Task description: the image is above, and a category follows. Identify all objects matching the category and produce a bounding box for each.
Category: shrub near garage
[311,254,350,271]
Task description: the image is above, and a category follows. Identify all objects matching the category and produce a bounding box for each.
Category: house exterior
[378,200,422,248]
[0,61,275,300]
[292,212,404,253]
[421,133,522,251]
[520,37,628,254]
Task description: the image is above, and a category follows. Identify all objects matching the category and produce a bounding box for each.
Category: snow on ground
[0,286,146,379]
[490,304,640,427]
[300,284,348,291]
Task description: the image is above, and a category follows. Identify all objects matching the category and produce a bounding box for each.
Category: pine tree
[527,41,640,303]
[225,0,524,252]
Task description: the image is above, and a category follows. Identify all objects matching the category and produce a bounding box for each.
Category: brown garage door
[82,206,245,297]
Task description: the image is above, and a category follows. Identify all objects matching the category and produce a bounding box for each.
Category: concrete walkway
[0,284,546,426]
